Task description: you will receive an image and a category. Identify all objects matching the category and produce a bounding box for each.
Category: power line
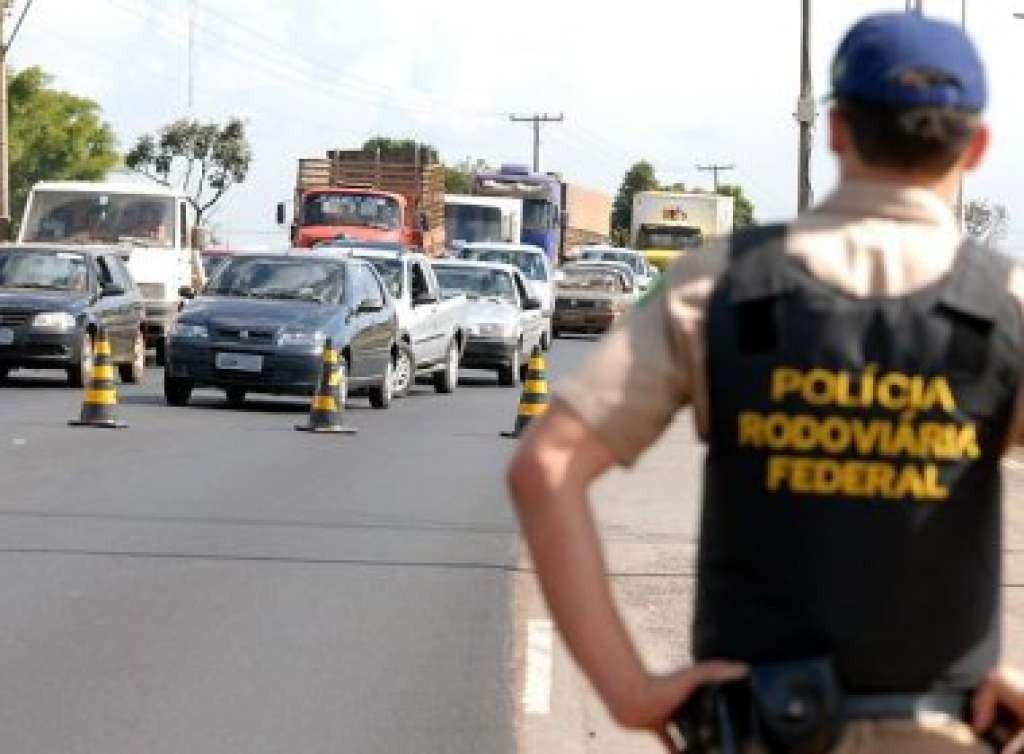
[696,163,735,191]
[508,113,564,172]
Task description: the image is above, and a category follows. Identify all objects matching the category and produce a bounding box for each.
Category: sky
[9,0,1024,253]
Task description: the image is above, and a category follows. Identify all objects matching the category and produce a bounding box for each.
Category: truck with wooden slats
[279,147,445,254]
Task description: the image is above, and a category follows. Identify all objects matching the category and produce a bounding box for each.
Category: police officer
[508,12,1024,753]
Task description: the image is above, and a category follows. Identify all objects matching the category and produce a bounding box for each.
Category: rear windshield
[433,265,517,304]
[459,248,547,281]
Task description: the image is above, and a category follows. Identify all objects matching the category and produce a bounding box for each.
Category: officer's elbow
[506,439,548,516]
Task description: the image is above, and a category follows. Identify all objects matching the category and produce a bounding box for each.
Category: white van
[18,181,202,363]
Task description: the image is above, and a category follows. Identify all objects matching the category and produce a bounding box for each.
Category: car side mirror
[358,297,384,313]
[101,283,125,298]
[524,297,542,311]
[178,285,196,299]
[413,291,437,306]
[276,202,286,226]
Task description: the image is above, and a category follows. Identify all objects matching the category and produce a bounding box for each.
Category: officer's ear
[827,107,851,159]
[960,123,990,173]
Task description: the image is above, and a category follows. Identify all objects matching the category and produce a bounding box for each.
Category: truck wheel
[67,331,94,388]
[369,359,393,409]
[164,375,193,406]
[118,330,146,384]
[393,342,414,398]
[155,338,167,367]
[225,387,246,407]
[433,339,459,394]
[497,347,521,388]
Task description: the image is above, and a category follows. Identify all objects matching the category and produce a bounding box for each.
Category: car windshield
[362,257,403,298]
[303,192,400,231]
[461,248,547,281]
[433,265,517,304]
[0,250,89,291]
[522,199,552,231]
[207,258,346,302]
[201,254,232,282]
[559,268,626,293]
[22,190,176,248]
[444,204,503,243]
[581,251,643,274]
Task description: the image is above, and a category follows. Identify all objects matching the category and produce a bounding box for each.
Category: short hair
[835,97,980,173]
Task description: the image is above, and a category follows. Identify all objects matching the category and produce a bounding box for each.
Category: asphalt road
[0,337,595,754]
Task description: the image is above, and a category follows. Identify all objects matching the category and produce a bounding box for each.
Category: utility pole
[0,0,12,239]
[188,0,197,110]
[796,0,815,212]
[508,113,564,173]
[696,163,735,191]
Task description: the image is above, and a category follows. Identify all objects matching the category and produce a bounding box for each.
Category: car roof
[564,261,636,277]
[350,249,429,263]
[217,249,362,265]
[2,243,121,257]
[431,258,522,277]
[579,246,641,256]
[461,241,545,255]
[31,181,185,199]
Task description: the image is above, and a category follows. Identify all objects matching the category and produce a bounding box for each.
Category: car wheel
[118,329,146,384]
[154,338,166,367]
[225,387,246,407]
[164,375,193,406]
[0,366,9,381]
[551,324,561,340]
[369,358,393,409]
[67,331,94,388]
[433,338,459,394]
[393,342,414,398]
[497,345,521,387]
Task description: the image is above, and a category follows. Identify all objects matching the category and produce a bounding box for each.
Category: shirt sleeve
[555,243,727,466]
[1005,265,1024,448]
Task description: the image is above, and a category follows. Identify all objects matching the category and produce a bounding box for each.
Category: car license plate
[215,352,263,372]
[0,328,13,346]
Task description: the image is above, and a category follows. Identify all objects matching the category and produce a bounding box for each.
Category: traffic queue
[0,238,656,411]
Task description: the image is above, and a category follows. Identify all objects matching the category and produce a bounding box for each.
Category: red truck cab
[290,188,419,249]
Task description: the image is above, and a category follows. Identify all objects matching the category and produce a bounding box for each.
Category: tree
[361,137,438,164]
[8,66,119,232]
[612,160,658,239]
[716,184,756,228]
[965,199,1008,248]
[125,117,252,226]
[443,157,491,194]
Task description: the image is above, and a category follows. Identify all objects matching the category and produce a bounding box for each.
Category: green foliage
[716,184,756,228]
[125,117,252,224]
[8,66,119,231]
[442,157,490,194]
[611,160,658,238]
[361,137,439,164]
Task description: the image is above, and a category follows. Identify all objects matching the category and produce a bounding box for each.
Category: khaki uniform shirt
[557,180,1024,466]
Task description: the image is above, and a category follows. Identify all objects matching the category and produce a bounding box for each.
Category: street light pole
[796,0,815,213]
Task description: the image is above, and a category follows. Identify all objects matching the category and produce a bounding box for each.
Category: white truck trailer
[631,191,734,270]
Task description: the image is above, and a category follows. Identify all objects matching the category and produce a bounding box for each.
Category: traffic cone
[295,339,356,434]
[501,346,549,438]
[69,326,127,429]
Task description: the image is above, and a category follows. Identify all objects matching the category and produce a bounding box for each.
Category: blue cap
[831,13,987,111]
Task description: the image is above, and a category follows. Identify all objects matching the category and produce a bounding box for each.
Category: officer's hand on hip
[973,667,1024,736]
[614,661,746,750]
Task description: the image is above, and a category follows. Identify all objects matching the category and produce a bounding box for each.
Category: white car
[574,245,656,292]
[431,259,545,387]
[456,242,554,351]
[347,248,467,397]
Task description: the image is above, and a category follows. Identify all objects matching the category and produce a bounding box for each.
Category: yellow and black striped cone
[295,339,356,434]
[501,345,549,438]
[69,326,127,429]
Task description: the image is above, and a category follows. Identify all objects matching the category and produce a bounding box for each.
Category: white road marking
[523,618,554,715]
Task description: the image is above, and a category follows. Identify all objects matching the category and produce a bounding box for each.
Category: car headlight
[31,312,76,331]
[172,322,208,338]
[276,329,326,348]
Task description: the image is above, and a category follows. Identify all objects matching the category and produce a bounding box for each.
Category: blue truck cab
[474,165,562,263]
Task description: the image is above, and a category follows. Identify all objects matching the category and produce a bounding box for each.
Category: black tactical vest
[695,225,1023,692]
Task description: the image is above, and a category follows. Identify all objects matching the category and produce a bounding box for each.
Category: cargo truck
[281,147,445,254]
[631,191,734,270]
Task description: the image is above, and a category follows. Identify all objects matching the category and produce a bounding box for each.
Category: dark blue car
[164,252,397,409]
